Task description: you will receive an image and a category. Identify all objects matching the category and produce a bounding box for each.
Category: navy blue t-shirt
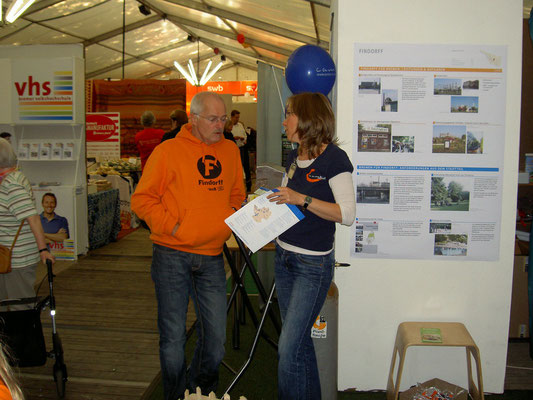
[279,144,353,252]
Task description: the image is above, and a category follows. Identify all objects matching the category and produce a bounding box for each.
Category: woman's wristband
[39,248,49,253]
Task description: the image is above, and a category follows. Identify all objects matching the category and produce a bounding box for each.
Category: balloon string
[271,65,284,111]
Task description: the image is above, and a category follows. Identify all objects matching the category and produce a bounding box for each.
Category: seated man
[40,193,69,243]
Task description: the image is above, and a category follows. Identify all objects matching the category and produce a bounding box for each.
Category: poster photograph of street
[356,175,391,204]
[392,135,414,153]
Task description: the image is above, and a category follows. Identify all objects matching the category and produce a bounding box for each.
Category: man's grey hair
[190,92,225,116]
[0,138,17,168]
[141,111,156,127]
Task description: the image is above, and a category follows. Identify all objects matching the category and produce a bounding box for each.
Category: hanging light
[174,57,224,87]
[200,61,223,86]
[5,0,37,23]
[173,61,196,87]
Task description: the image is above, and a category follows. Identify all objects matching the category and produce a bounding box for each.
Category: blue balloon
[285,45,336,96]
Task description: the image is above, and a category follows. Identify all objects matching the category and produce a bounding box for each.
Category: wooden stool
[386,322,484,400]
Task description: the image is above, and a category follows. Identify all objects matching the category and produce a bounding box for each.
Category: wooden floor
[18,228,166,400]
[14,228,533,399]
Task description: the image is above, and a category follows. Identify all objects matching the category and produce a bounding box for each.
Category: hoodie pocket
[175,206,233,249]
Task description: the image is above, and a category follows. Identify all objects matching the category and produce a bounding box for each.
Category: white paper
[225,191,304,253]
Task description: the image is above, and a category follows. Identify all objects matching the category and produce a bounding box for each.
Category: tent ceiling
[0,0,332,80]
[4,1,531,81]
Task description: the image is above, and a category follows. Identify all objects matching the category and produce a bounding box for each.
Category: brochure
[225,189,305,253]
[420,327,443,343]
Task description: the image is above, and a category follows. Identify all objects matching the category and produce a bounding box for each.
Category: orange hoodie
[131,123,245,255]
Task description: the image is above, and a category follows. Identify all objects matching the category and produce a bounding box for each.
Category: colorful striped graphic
[18,70,74,121]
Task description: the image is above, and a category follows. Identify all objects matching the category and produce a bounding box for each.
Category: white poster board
[352,43,506,261]
[331,0,522,393]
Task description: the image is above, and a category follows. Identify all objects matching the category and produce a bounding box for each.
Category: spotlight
[138,4,151,16]
[221,55,226,62]
[187,35,196,42]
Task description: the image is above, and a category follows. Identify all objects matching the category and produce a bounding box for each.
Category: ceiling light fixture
[5,0,37,23]
[174,59,223,87]
[174,41,224,87]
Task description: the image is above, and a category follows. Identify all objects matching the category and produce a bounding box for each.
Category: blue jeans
[151,244,227,400]
[274,245,334,400]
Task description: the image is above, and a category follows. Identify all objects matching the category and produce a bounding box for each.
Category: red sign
[86,114,117,141]
[86,112,121,160]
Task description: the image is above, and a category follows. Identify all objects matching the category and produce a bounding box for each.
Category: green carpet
[143,296,533,400]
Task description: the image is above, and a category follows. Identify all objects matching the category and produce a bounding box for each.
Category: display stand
[222,234,280,396]
[0,45,88,258]
[184,233,280,396]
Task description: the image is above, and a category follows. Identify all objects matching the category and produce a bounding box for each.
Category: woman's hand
[267,187,304,206]
[267,187,343,223]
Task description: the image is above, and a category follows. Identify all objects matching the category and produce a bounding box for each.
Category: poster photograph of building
[432,124,466,153]
[358,77,381,94]
[358,123,391,152]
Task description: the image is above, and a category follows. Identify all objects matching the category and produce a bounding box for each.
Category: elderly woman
[267,92,356,400]
[0,138,54,308]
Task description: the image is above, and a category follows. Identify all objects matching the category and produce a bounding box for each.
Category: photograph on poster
[353,220,379,254]
[358,123,391,152]
[381,89,398,112]
[432,124,466,154]
[392,136,414,153]
[433,233,468,256]
[430,176,470,211]
[451,95,479,113]
[33,187,76,260]
[434,78,462,95]
[40,192,70,243]
[356,174,391,204]
[463,79,479,90]
[359,77,381,94]
[467,130,483,154]
[429,221,452,233]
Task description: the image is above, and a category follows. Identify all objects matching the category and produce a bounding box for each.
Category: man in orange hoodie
[131,92,245,400]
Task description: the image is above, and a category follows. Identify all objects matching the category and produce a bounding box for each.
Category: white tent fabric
[0,0,333,80]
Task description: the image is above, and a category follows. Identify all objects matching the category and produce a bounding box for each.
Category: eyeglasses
[284,110,295,119]
[196,114,228,124]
